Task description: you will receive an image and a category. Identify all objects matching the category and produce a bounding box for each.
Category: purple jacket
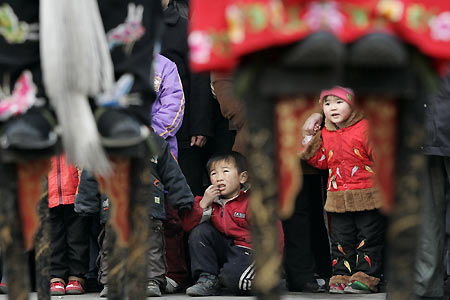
[151,54,185,158]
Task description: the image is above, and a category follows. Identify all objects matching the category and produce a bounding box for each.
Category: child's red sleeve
[181,196,206,232]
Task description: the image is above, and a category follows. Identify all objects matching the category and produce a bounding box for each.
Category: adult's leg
[311,174,332,280]
[178,147,207,197]
[415,155,449,298]
[282,174,320,290]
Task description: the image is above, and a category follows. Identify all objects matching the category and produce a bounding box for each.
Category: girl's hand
[303,113,323,137]
[200,185,220,209]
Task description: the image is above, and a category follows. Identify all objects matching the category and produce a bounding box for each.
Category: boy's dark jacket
[75,132,194,222]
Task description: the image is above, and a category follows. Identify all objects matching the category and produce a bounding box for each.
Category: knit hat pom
[320,86,355,106]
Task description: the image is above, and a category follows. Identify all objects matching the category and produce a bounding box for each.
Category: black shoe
[96,108,149,148]
[301,281,326,293]
[0,108,57,150]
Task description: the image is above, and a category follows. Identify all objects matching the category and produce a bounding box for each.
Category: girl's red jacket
[48,155,80,208]
[182,189,284,250]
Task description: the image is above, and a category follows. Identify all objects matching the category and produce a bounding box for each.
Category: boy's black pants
[329,209,386,278]
[189,222,253,292]
[50,204,90,281]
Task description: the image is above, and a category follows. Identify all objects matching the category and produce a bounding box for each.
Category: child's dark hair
[206,151,247,174]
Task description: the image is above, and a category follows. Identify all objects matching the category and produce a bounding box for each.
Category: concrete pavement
[0,292,387,300]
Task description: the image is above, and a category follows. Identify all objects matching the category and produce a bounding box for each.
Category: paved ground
[0,292,387,299]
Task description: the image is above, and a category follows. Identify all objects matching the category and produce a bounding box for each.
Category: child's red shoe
[65,280,85,295]
[329,282,346,294]
[50,281,65,296]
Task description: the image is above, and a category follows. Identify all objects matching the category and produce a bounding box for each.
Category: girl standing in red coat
[300,86,385,294]
[47,155,89,296]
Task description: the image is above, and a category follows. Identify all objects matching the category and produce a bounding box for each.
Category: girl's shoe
[50,281,66,296]
[344,280,371,294]
[0,283,7,294]
[329,283,346,294]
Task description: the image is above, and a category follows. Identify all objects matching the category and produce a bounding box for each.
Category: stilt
[35,196,50,300]
[127,157,151,300]
[0,164,30,300]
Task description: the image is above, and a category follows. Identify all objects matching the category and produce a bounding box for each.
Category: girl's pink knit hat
[319,86,355,106]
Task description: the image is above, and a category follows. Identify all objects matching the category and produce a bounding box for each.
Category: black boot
[0,108,57,151]
[96,108,149,148]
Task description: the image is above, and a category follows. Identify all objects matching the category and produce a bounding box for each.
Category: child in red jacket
[300,87,385,294]
[182,152,254,296]
[47,155,89,295]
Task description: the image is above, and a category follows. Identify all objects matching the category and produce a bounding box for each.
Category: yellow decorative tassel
[354,148,364,159]
[357,240,365,249]
[344,260,352,273]
[365,165,375,174]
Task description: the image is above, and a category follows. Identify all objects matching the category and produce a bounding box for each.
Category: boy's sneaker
[186,273,219,297]
[329,283,346,294]
[344,280,371,294]
[165,276,180,294]
[99,285,108,298]
[0,283,7,294]
[65,280,85,295]
[50,281,66,296]
[147,280,162,297]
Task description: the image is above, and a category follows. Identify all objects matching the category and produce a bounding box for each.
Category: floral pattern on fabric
[0,71,39,121]
[429,11,450,41]
[377,0,405,22]
[0,3,39,44]
[107,3,145,54]
[304,1,345,34]
[188,0,450,71]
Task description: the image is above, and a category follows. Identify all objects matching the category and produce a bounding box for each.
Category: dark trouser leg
[178,147,207,197]
[219,246,254,293]
[282,175,320,289]
[329,213,357,278]
[64,205,90,279]
[97,225,108,285]
[147,218,166,288]
[311,175,331,279]
[49,206,68,281]
[188,222,227,279]
[354,210,386,278]
[415,156,450,298]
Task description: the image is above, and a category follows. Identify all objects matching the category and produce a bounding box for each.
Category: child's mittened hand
[200,185,220,208]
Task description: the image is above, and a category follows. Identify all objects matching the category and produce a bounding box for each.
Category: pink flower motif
[303,1,345,34]
[429,11,450,41]
[0,71,37,121]
[188,31,213,64]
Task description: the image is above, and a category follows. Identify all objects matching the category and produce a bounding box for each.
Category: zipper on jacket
[57,156,63,205]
